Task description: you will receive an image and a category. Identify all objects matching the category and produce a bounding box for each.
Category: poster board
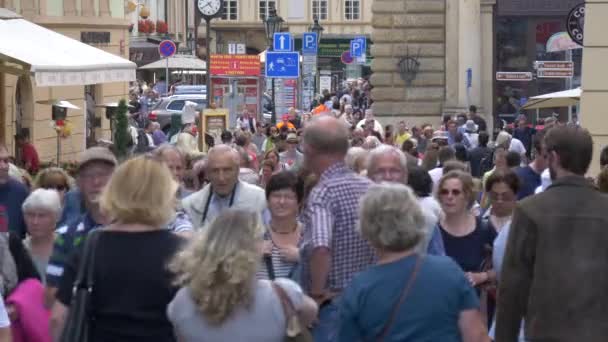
[202,108,229,151]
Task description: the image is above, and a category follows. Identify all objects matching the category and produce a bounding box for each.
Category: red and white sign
[209,54,261,76]
[496,72,533,81]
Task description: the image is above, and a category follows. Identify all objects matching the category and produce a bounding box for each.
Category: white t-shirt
[509,138,526,157]
[0,296,10,329]
[429,167,444,194]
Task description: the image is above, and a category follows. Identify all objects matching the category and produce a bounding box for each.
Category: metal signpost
[158,40,176,94]
[301,32,318,110]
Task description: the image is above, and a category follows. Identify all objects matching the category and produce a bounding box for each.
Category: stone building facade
[370,0,495,131]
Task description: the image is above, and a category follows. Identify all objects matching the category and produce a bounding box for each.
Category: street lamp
[263,8,284,125]
[308,16,324,104]
[309,16,324,45]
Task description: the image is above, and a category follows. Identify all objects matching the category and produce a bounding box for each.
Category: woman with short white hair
[344,147,368,175]
[339,183,489,341]
[22,188,61,284]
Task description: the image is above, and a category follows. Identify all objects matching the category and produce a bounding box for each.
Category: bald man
[300,116,374,341]
[182,144,266,228]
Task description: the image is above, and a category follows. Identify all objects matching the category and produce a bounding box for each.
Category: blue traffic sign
[266,52,300,78]
[273,32,293,52]
[159,40,176,58]
[302,32,318,55]
[350,39,363,58]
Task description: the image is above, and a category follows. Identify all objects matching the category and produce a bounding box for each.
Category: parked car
[173,85,207,95]
[149,94,207,132]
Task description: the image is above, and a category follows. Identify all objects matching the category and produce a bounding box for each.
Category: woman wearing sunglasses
[436,170,496,290]
[34,167,72,202]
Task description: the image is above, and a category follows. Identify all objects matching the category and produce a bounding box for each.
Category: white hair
[366,144,407,174]
[22,189,62,218]
[363,136,381,150]
[345,147,368,173]
[358,182,426,251]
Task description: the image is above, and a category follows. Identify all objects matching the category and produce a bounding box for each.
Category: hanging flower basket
[138,19,155,34]
[156,20,168,34]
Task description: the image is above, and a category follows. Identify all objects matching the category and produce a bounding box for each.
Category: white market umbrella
[522,88,581,110]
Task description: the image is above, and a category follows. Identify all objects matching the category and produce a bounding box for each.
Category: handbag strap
[377,255,423,342]
[264,254,276,280]
[73,229,102,291]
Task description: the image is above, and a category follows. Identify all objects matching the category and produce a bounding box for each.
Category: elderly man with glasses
[366,145,445,256]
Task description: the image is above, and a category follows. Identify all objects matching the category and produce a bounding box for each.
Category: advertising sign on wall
[210,54,261,76]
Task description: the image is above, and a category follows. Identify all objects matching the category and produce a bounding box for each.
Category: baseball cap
[78,146,117,171]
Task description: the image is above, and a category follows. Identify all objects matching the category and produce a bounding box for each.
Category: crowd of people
[1,100,608,342]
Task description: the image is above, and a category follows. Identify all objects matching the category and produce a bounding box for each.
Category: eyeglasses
[439,188,463,197]
[269,191,298,202]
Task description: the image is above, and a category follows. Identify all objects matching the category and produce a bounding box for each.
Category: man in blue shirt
[515,129,547,200]
[0,144,28,238]
[45,147,116,305]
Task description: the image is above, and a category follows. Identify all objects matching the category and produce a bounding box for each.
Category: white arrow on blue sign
[302,32,318,55]
[266,51,300,78]
[273,32,293,52]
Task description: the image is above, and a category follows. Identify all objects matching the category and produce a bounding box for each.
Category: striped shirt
[301,162,375,292]
[256,228,302,280]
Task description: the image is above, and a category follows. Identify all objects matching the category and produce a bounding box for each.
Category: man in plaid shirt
[301,116,374,342]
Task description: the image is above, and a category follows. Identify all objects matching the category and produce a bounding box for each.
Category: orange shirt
[276,121,296,130]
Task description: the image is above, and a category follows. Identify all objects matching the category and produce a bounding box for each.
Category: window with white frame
[345,0,360,20]
[221,0,238,20]
[259,0,277,20]
[312,0,328,20]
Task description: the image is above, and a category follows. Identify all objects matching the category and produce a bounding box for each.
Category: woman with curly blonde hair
[167,209,317,342]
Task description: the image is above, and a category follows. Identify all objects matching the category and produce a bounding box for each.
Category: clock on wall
[198,0,223,18]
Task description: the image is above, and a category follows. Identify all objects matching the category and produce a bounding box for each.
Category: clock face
[198,0,222,17]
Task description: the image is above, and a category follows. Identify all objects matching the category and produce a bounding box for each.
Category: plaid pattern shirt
[301,162,375,292]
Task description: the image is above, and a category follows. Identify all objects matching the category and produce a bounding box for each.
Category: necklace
[270,221,298,235]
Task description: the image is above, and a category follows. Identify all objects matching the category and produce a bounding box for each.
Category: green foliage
[113,99,130,159]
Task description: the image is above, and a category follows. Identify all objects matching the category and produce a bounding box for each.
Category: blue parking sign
[350,39,363,58]
[302,32,318,55]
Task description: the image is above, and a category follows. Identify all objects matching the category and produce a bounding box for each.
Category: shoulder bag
[60,229,102,342]
[271,282,313,342]
[376,255,423,342]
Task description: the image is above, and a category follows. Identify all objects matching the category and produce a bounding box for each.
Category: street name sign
[302,32,318,55]
[496,72,533,81]
[266,51,300,78]
[273,32,293,52]
[538,69,574,78]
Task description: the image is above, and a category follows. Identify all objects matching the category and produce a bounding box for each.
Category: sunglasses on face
[439,188,462,197]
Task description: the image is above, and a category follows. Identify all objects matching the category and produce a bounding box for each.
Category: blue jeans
[313,296,341,342]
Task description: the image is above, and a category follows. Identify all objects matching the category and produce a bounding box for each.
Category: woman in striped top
[257,171,304,280]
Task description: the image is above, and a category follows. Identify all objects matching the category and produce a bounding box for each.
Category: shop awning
[0,9,136,87]
[139,55,206,71]
[522,88,581,110]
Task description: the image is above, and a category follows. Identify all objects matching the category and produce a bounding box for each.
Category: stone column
[82,0,95,17]
[64,0,78,16]
[480,0,496,133]
[1,0,16,12]
[444,0,482,117]
[580,0,608,175]
[20,0,37,16]
[100,0,112,17]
